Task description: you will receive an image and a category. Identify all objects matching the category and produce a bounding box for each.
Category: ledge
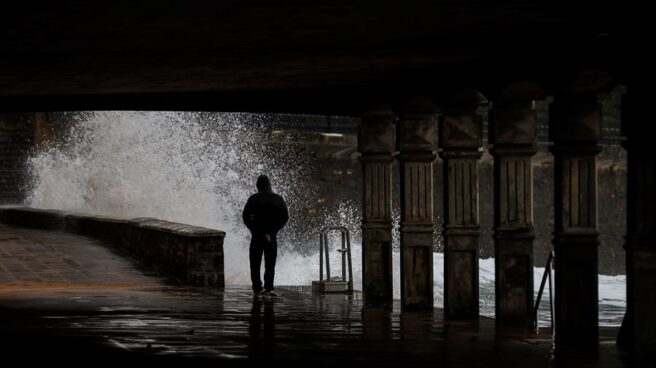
[0,206,225,288]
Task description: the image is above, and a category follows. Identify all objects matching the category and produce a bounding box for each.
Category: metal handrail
[533,251,554,334]
[318,226,353,293]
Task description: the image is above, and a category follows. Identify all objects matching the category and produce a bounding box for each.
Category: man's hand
[263,234,272,243]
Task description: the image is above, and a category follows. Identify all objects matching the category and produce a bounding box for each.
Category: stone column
[620,87,656,358]
[398,97,437,310]
[439,91,485,320]
[489,83,541,328]
[549,93,602,347]
[359,104,396,304]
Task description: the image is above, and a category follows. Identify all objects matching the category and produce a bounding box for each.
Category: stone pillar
[359,104,396,304]
[489,83,541,328]
[398,97,437,310]
[620,87,656,358]
[549,93,602,347]
[439,91,485,320]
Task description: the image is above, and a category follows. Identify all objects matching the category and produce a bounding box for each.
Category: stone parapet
[0,206,225,287]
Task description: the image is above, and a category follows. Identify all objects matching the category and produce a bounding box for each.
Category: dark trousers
[249,236,278,292]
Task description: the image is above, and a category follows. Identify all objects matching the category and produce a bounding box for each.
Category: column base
[401,227,434,310]
[362,224,394,304]
[553,231,599,348]
[444,227,480,320]
[494,230,534,329]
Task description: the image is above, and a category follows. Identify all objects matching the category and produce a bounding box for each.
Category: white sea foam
[27,111,317,286]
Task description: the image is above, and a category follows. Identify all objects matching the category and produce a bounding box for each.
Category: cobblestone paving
[0,224,161,288]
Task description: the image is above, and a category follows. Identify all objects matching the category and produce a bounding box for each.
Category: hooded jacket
[242,175,289,237]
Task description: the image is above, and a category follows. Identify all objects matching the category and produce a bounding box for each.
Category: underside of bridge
[1,1,655,366]
[0,1,647,114]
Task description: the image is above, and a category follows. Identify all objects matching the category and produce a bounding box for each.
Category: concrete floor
[0,225,633,367]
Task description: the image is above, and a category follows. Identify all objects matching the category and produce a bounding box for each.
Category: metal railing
[533,251,555,334]
[318,226,354,293]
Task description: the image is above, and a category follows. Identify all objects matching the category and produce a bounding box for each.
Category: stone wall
[0,114,33,203]
[0,206,225,287]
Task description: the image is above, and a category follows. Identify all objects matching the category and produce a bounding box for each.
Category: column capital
[489,104,537,149]
[549,92,602,144]
[438,114,483,151]
[359,104,396,154]
[398,97,437,153]
[439,90,485,151]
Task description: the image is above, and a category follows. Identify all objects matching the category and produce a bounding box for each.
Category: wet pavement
[0,225,160,288]
[0,225,634,367]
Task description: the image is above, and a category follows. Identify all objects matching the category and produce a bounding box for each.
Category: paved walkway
[0,224,161,288]
[0,225,632,367]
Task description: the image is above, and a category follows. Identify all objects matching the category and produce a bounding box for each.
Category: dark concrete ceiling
[0,1,642,115]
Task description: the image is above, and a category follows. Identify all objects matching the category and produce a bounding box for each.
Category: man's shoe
[263,290,278,297]
[254,289,264,297]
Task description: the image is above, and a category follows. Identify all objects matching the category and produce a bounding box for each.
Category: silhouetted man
[242,174,289,297]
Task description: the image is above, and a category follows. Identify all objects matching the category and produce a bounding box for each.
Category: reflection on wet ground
[0,286,631,368]
[0,225,633,367]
